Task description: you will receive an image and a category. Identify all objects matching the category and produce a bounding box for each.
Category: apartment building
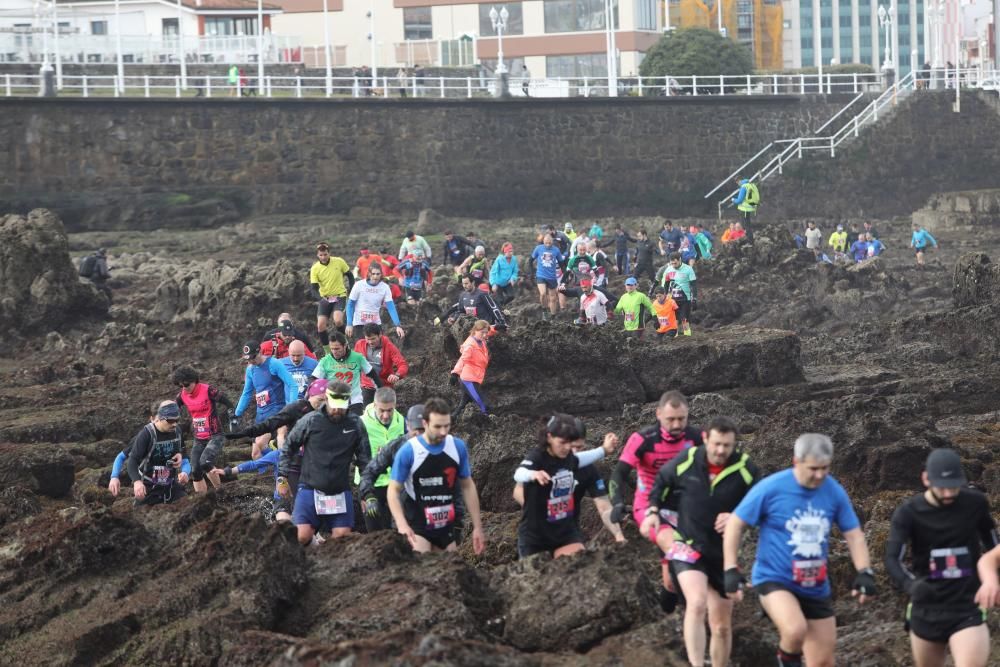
[662,0,785,70]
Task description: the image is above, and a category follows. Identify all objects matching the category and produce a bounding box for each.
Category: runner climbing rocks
[345,262,404,341]
[723,433,877,667]
[354,323,408,405]
[310,242,354,352]
[530,234,565,319]
[312,332,382,416]
[614,277,653,337]
[357,386,406,532]
[173,365,234,494]
[234,340,300,459]
[450,319,493,420]
[126,400,189,506]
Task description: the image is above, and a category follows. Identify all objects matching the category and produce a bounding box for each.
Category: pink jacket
[451,335,490,384]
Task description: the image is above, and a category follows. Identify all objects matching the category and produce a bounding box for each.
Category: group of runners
[104,216,994,667]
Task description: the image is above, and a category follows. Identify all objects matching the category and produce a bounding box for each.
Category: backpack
[746,183,760,206]
[79,254,97,278]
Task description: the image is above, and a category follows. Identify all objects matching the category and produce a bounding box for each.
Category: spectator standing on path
[521,65,531,97]
[397,68,408,97]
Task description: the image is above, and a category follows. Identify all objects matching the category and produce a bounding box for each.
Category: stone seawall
[2,92,998,230]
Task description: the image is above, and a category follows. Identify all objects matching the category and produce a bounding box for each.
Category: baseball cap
[625,277,638,286]
[926,449,967,488]
[157,402,180,420]
[241,340,260,360]
[306,378,329,398]
[579,278,593,288]
[279,319,294,334]
[406,404,425,430]
[325,380,351,410]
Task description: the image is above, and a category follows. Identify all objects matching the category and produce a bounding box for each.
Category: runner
[261,318,318,361]
[263,314,316,357]
[279,380,371,545]
[885,448,997,667]
[397,249,433,305]
[530,234,565,319]
[386,397,486,554]
[173,366,234,494]
[398,230,433,260]
[489,242,521,306]
[658,221,683,257]
[360,404,425,511]
[650,286,679,339]
[344,262,404,341]
[513,414,619,558]
[577,278,609,326]
[658,252,697,336]
[610,390,703,612]
[641,417,760,667]
[450,320,493,420]
[457,246,491,288]
[312,332,382,416]
[310,242,354,353]
[602,225,636,275]
[723,433,877,667]
[445,275,509,330]
[731,177,759,241]
[354,323,408,405]
[278,340,319,401]
[911,224,938,269]
[224,378,329,522]
[234,340,300,459]
[614,277,653,338]
[126,400,190,506]
[108,400,190,497]
[356,386,406,532]
[632,230,657,283]
[443,231,474,268]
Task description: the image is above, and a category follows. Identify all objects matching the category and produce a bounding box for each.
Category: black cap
[926,449,967,488]
[406,404,425,430]
[279,319,294,334]
[241,340,260,360]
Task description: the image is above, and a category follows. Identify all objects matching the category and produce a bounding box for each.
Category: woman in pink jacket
[450,319,492,419]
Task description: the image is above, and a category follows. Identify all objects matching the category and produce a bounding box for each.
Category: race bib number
[659,508,679,527]
[792,559,828,588]
[359,310,379,323]
[192,417,210,438]
[666,541,701,564]
[314,490,348,515]
[424,503,456,530]
[464,306,477,316]
[254,390,271,408]
[547,470,575,522]
[151,465,172,487]
[623,312,636,322]
[657,316,669,328]
[547,495,574,522]
[671,287,685,300]
[929,547,972,580]
[471,268,484,279]
[578,263,592,275]
[326,296,339,303]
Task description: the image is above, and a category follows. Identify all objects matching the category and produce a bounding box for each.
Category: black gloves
[724,568,746,595]
[691,298,698,311]
[229,417,240,431]
[658,587,678,614]
[610,503,627,525]
[449,373,459,386]
[852,568,878,597]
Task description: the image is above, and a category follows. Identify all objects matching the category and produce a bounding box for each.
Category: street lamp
[489,6,508,74]
[878,4,894,73]
[114,0,124,93]
[33,0,54,96]
[322,0,332,96]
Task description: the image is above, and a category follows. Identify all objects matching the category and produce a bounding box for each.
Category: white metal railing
[0,71,889,99]
[708,67,998,219]
[0,33,303,65]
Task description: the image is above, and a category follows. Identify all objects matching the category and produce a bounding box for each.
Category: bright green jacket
[355,403,405,487]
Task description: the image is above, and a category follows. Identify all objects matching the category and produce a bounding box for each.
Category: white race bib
[314,490,348,515]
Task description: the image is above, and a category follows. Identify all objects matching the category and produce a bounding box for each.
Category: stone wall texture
[1,91,999,230]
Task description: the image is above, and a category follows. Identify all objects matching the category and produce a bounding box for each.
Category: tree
[639,28,753,78]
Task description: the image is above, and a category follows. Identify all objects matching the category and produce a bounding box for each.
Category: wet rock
[953,252,1000,307]
[0,485,42,527]
[415,207,448,235]
[0,444,75,498]
[0,209,108,332]
[496,545,659,652]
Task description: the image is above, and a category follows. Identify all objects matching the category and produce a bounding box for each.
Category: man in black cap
[263,313,316,356]
[885,448,998,667]
[126,400,189,506]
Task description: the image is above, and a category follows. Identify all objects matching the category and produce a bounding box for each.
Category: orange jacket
[451,335,490,384]
[652,298,678,332]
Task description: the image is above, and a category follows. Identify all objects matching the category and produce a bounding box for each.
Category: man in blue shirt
[235,340,300,460]
[386,397,486,554]
[279,340,319,401]
[530,234,565,319]
[911,224,938,269]
[722,434,877,667]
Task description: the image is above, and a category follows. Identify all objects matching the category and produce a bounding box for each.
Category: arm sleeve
[398,240,408,259]
[242,402,301,439]
[345,297,357,325]
[511,258,519,280]
[514,449,542,483]
[111,451,126,479]
[733,481,766,527]
[235,369,254,417]
[648,463,675,509]
[451,342,469,376]
[573,447,605,468]
[385,299,401,327]
[422,238,432,259]
[366,367,383,388]
[834,481,861,532]
[181,458,191,475]
[732,186,746,205]
[609,460,635,507]
[884,505,917,592]
[237,449,281,475]
[928,232,938,246]
[444,301,462,320]
[513,467,535,483]
[270,358,300,406]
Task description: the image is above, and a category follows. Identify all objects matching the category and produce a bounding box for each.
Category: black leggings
[454,381,489,417]
[190,434,224,482]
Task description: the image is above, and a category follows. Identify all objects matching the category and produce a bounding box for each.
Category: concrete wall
[1,92,998,230]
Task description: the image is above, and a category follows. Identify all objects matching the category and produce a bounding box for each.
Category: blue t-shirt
[531,244,564,281]
[733,468,860,598]
[390,435,472,483]
[280,356,319,400]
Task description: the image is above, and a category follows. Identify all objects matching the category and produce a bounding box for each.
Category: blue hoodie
[911,229,937,250]
[489,254,519,286]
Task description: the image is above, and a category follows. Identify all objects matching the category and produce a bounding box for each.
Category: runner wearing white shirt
[578,279,609,325]
[345,264,405,340]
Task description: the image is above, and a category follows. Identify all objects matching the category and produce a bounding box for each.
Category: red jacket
[354,336,408,389]
[260,337,316,360]
[451,335,490,384]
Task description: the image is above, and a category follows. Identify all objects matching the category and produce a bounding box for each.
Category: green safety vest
[228,66,239,84]
[738,183,760,213]
[356,405,405,487]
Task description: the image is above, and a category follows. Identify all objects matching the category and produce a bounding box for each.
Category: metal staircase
[704,71,920,220]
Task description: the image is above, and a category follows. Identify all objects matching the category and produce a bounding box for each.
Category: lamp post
[368,0,378,83]
[604,0,618,96]
[115,0,124,93]
[489,6,508,73]
[322,0,333,95]
[257,0,265,95]
[51,0,61,90]
[34,0,55,96]
[177,0,186,90]
[878,3,894,83]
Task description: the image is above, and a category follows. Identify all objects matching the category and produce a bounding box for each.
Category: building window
[478,4,524,36]
[204,17,258,36]
[404,7,433,40]
[783,20,791,29]
[91,20,108,35]
[162,18,179,36]
[544,0,618,34]
[738,14,752,28]
[546,53,609,77]
[636,0,656,30]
